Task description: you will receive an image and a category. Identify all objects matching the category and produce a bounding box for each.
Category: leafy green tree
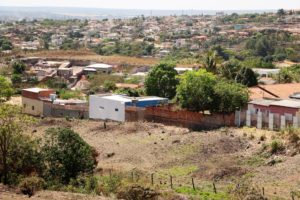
[103,80,117,92]
[12,61,26,74]
[0,104,40,184]
[219,60,258,87]
[42,128,97,184]
[0,37,12,50]
[211,45,232,61]
[277,9,286,17]
[202,50,220,73]
[60,38,80,50]
[145,62,178,99]
[235,67,258,87]
[0,76,14,102]
[11,74,22,85]
[275,68,295,83]
[176,69,217,112]
[212,81,249,113]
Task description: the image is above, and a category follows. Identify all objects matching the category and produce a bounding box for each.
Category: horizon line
[0,6,282,11]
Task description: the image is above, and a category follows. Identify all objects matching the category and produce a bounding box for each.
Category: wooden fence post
[170,176,173,189]
[131,171,134,182]
[291,192,295,200]
[151,173,154,185]
[213,182,217,194]
[192,178,195,191]
[262,187,264,196]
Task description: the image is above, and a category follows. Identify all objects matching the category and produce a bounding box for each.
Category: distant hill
[0,6,275,21]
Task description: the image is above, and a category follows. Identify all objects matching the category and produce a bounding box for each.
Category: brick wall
[125,105,236,130]
[43,102,88,119]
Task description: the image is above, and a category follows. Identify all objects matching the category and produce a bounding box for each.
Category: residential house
[22,88,54,116]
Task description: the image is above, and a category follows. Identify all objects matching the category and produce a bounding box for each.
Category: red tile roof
[249,83,300,100]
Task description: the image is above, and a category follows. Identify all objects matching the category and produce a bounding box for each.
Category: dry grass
[24,50,159,66]
[20,119,300,199]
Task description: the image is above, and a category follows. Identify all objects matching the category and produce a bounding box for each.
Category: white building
[252,68,280,78]
[89,94,168,122]
[85,63,113,74]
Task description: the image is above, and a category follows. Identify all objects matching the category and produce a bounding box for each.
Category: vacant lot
[17,118,300,199]
[25,50,159,66]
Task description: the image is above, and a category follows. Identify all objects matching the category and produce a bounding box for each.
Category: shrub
[270,140,285,154]
[284,127,300,144]
[103,80,117,92]
[98,175,122,196]
[42,128,98,184]
[259,135,266,141]
[19,176,45,197]
[117,185,159,200]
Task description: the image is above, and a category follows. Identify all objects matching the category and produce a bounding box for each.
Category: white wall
[89,96,126,122]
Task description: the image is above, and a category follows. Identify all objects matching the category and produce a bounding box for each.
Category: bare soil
[5,119,300,199]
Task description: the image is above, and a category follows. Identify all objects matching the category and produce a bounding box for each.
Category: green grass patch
[58,89,84,100]
[240,155,265,167]
[175,186,231,200]
[159,165,198,177]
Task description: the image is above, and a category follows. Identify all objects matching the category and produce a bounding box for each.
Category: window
[32,106,35,111]
[115,108,119,112]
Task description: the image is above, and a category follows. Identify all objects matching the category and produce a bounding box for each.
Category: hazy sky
[1,0,300,10]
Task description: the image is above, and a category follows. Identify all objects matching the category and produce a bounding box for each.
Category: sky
[1,0,300,10]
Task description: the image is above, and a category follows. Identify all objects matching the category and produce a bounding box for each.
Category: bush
[270,140,285,154]
[284,127,300,144]
[42,128,98,184]
[103,80,117,92]
[58,89,83,100]
[117,185,159,200]
[67,175,100,194]
[98,175,122,196]
[19,176,45,197]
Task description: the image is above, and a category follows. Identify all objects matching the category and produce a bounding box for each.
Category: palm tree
[202,50,218,73]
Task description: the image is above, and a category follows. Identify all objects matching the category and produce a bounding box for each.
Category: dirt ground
[16,118,299,199]
[0,184,109,200]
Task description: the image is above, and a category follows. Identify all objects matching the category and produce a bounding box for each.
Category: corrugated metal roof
[270,100,300,108]
[249,99,277,106]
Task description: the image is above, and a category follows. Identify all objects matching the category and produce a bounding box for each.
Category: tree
[235,67,258,87]
[219,60,258,87]
[275,68,295,83]
[212,81,249,113]
[0,76,14,102]
[176,69,217,112]
[12,61,26,74]
[0,104,40,184]
[277,9,286,17]
[42,128,97,184]
[103,80,117,92]
[202,50,219,73]
[145,62,178,99]
[0,37,12,51]
[11,74,22,85]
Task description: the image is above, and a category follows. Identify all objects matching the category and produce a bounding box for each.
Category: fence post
[213,182,217,194]
[170,176,173,189]
[109,169,112,180]
[131,171,134,182]
[262,187,264,196]
[192,178,195,191]
[291,192,295,200]
[151,173,154,186]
